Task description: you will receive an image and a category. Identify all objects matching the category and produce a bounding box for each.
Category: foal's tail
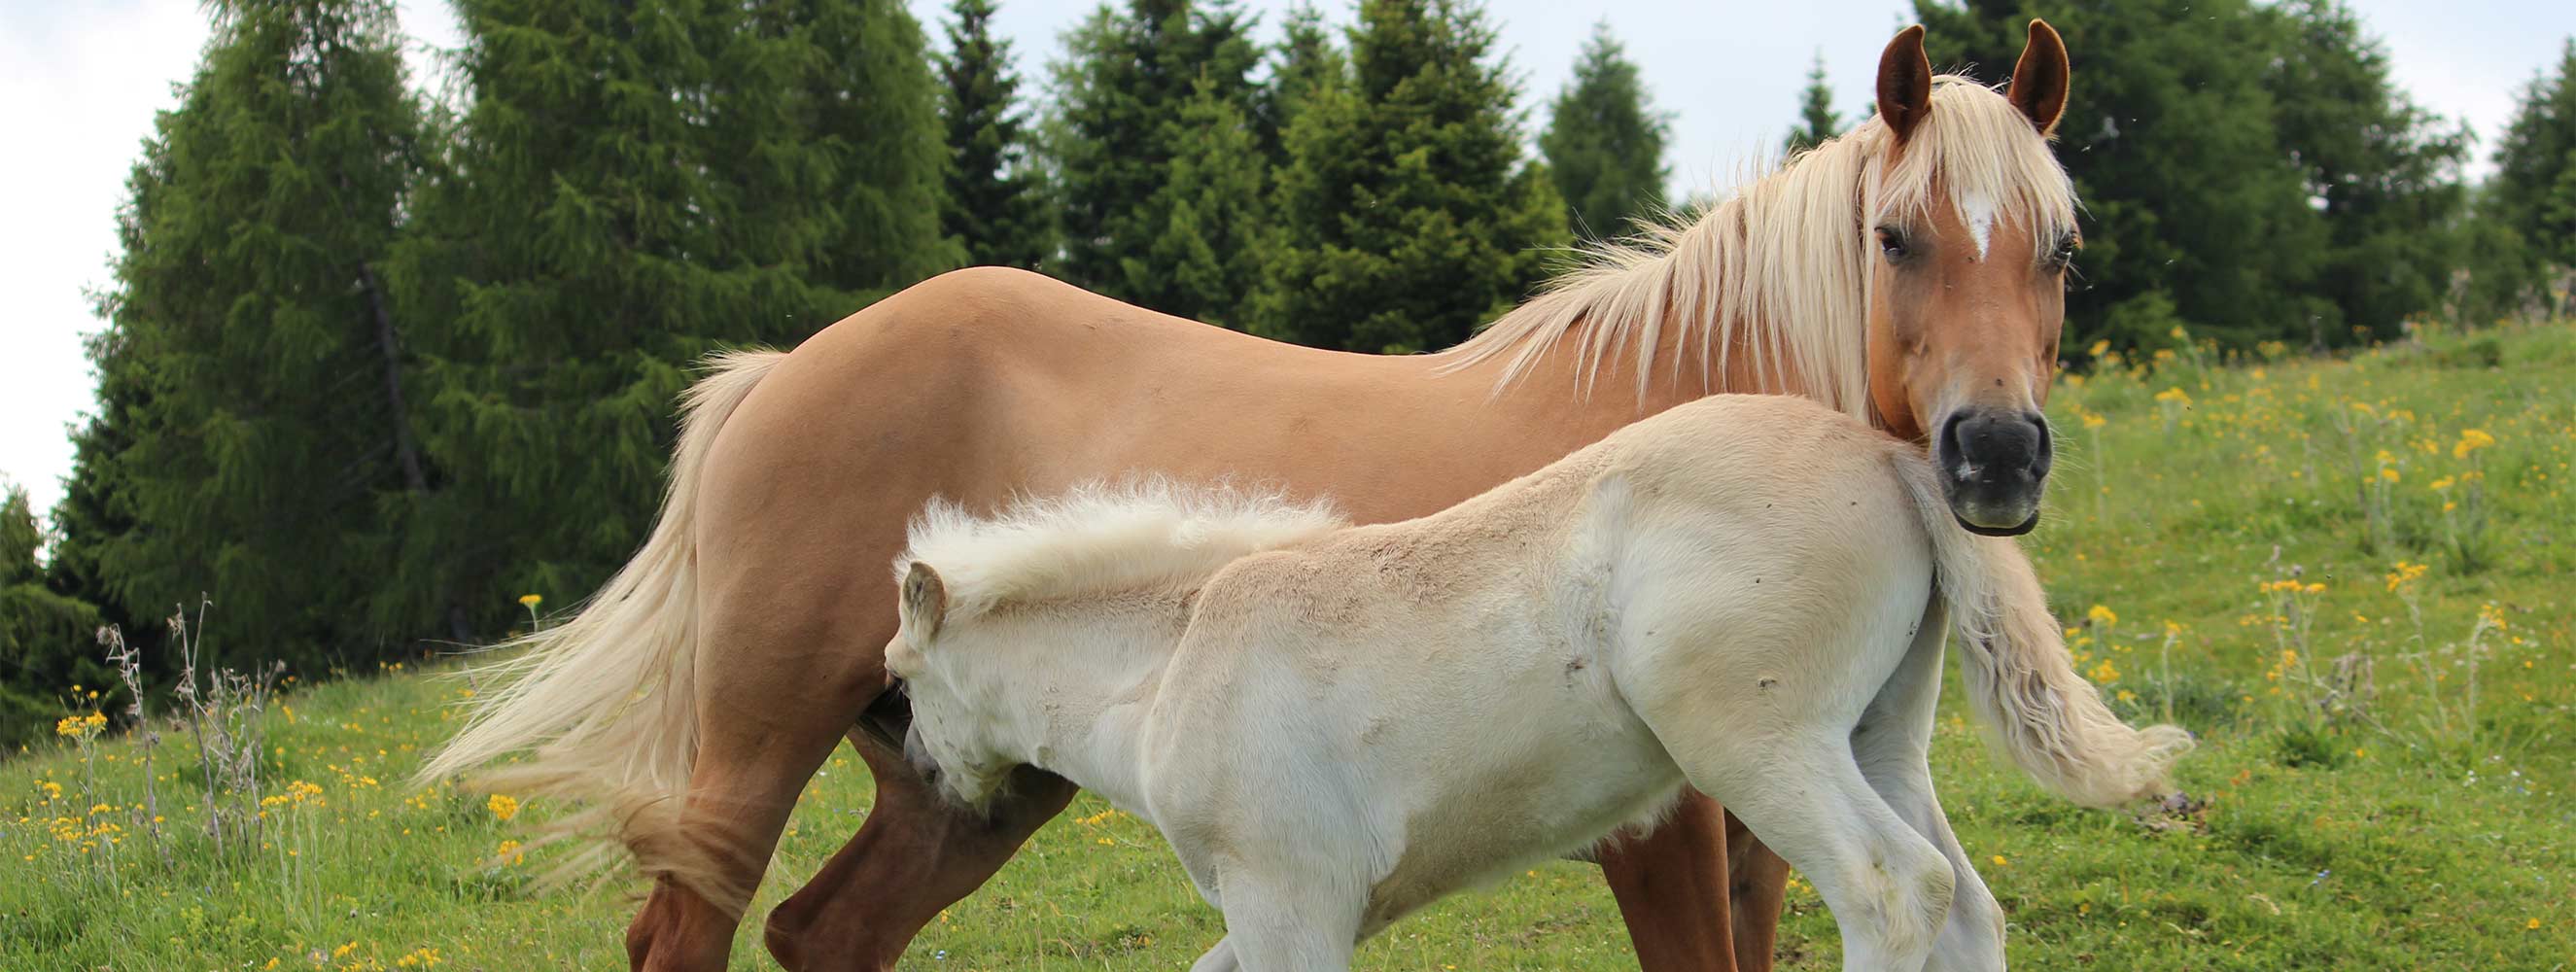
[417,349,786,897]
[1897,461,2194,808]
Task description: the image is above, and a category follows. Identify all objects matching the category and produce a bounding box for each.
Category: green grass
[7,323,2575,971]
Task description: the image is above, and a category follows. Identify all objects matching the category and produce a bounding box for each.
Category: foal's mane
[896,480,1347,621]
[1447,76,2079,415]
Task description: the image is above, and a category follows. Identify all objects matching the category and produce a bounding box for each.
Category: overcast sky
[4,1,2570,523]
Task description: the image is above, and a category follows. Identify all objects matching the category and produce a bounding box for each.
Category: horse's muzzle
[1935,407,2051,536]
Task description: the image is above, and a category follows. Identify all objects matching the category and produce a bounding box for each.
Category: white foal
[884,394,2191,972]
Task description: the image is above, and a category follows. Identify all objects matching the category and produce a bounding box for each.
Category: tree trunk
[358,262,428,494]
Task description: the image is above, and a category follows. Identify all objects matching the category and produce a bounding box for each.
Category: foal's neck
[977,598,1189,816]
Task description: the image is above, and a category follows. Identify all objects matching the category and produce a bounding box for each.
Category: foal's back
[1143,396,1927,929]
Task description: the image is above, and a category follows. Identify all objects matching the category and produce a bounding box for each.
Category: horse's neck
[977,605,1182,814]
[1436,305,1826,421]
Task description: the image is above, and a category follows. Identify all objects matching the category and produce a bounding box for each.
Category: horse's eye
[1875,226,1911,262]
[2048,233,2079,269]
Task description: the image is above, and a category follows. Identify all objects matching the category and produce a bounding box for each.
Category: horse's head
[1862,21,2076,537]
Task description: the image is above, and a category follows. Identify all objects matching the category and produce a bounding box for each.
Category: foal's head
[1862,21,2077,536]
[882,482,1347,808]
[884,562,1021,811]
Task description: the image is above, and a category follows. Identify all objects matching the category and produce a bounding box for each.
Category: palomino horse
[886,396,2189,972]
[424,20,2082,972]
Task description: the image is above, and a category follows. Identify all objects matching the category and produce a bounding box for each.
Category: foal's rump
[1585,395,2188,806]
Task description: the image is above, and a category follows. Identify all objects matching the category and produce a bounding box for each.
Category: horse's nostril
[2027,413,2054,477]
[1938,411,1971,463]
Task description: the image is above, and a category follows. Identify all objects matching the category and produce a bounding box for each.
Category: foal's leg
[1596,792,1740,971]
[1852,614,2007,972]
[1686,742,1955,972]
[1211,870,1364,972]
[1185,936,1240,972]
[762,728,1079,971]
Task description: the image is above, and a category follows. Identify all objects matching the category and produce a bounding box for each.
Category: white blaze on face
[1960,191,1998,261]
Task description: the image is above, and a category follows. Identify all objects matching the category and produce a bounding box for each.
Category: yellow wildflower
[2384,561,2427,592]
[2088,658,2120,684]
[2452,429,2494,459]
[487,793,520,822]
[518,593,543,608]
[2086,605,2118,627]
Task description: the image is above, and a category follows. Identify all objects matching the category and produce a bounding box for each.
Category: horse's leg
[1852,614,2006,972]
[1690,746,1954,972]
[1596,792,1736,971]
[622,600,879,972]
[625,876,742,972]
[1723,812,1792,972]
[762,726,1079,971]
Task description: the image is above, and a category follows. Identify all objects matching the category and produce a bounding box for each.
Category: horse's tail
[1897,458,2193,808]
[417,348,786,901]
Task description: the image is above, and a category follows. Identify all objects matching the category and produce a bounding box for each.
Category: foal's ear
[1877,24,1934,145]
[900,562,948,642]
[2008,19,2071,137]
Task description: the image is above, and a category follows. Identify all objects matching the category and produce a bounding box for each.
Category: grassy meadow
[6,323,2574,971]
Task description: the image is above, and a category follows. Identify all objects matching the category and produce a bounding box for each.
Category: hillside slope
[5,324,2572,970]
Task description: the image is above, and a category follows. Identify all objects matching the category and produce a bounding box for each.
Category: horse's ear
[2008,19,2071,137]
[1876,25,1934,144]
[901,562,947,642]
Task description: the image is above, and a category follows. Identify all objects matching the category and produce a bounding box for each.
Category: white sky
[3,0,2569,525]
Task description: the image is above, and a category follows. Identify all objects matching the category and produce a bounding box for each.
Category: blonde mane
[1448,76,2079,414]
[895,480,1348,620]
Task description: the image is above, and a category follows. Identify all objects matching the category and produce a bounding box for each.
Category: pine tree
[2489,38,2576,313]
[1541,21,1669,240]
[1258,0,1569,353]
[2266,0,2469,341]
[77,0,430,669]
[389,0,947,638]
[1784,51,1840,154]
[940,0,1052,268]
[46,324,153,666]
[2,484,106,746]
[1917,0,2328,351]
[802,0,961,295]
[1256,4,1346,165]
[1049,0,1263,309]
[1137,79,1271,326]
